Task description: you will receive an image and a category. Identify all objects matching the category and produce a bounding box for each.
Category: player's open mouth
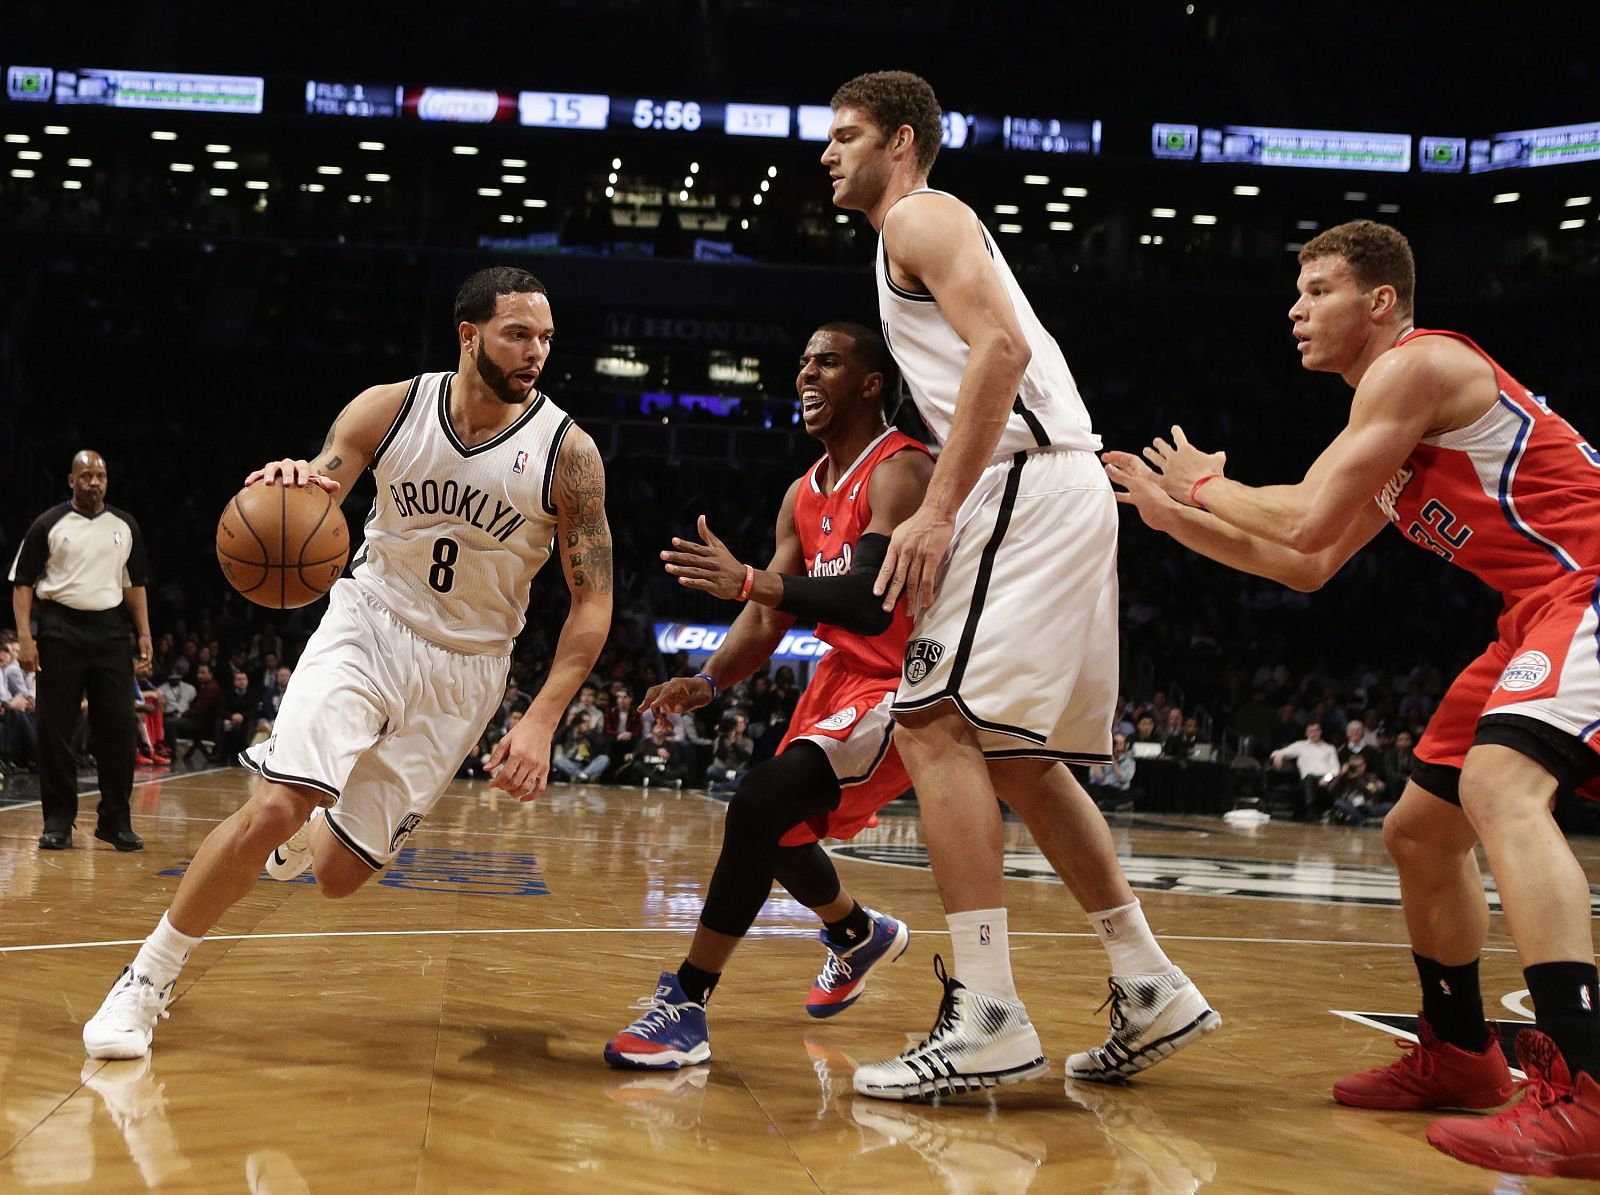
[516,371,538,386]
[801,389,827,415]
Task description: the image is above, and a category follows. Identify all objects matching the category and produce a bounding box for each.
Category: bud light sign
[655,622,831,661]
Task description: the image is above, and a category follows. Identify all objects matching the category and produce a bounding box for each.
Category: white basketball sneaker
[852,956,1049,1101]
[83,966,174,1060]
[265,808,323,881]
[1065,971,1221,1082]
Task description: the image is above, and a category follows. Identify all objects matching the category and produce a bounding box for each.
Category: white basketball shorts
[893,447,1118,763]
[241,580,508,868]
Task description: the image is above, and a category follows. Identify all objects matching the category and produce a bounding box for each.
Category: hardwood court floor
[2,767,1597,1193]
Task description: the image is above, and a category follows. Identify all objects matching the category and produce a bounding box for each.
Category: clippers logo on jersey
[1496,650,1552,693]
[1376,464,1415,521]
[391,811,426,852]
[821,514,833,535]
[811,542,853,578]
[816,706,859,732]
[904,638,945,684]
[513,449,528,474]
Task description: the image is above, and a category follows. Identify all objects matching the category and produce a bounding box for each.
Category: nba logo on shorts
[390,812,425,852]
[904,639,945,684]
[979,923,990,945]
[512,449,528,474]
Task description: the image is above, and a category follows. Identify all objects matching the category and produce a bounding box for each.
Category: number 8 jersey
[350,371,572,655]
[1378,329,1600,604]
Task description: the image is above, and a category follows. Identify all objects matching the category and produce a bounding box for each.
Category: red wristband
[1189,474,1221,509]
[735,564,755,602]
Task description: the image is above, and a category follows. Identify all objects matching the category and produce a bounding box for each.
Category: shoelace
[1095,983,1129,1036]
[895,956,961,1060]
[1491,1067,1574,1125]
[816,950,855,993]
[624,994,685,1037]
[1380,1037,1436,1082]
[102,973,171,1026]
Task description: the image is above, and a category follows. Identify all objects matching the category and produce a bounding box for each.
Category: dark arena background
[3,2,1600,1191]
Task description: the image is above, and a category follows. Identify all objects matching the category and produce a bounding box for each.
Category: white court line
[0,764,233,816]
[0,926,1521,957]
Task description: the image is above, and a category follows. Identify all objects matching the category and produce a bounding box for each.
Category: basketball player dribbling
[1107,220,1600,1178]
[823,71,1219,1100]
[83,267,614,1060]
[605,322,931,1069]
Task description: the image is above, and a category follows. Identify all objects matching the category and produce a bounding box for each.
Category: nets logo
[903,638,945,684]
[390,812,425,853]
[1495,650,1552,693]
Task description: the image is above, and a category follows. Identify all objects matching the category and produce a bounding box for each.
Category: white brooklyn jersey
[349,371,572,655]
[876,189,1100,457]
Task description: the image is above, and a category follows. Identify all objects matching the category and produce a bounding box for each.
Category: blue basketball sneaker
[807,908,910,1019]
[604,972,712,1070]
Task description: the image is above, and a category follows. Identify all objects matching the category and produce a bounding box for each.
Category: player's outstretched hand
[487,716,552,802]
[1102,450,1185,533]
[874,503,954,616]
[244,459,342,493]
[661,515,747,599]
[1141,425,1227,506]
[643,675,715,715]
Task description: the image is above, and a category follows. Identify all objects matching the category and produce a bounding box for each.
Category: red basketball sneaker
[1332,1017,1513,1111]
[1426,1029,1600,1179]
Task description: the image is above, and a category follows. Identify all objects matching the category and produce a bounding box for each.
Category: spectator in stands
[1131,712,1162,746]
[166,662,222,762]
[705,713,754,793]
[616,718,690,789]
[1329,756,1393,826]
[1087,732,1137,810]
[217,669,256,763]
[157,667,195,721]
[551,711,611,784]
[1339,719,1382,770]
[0,639,39,770]
[255,665,292,740]
[1270,721,1341,822]
[1382,727,1418,792]
[1163,715,1203,759]
[566,684,603,727]
[603,685,644,777]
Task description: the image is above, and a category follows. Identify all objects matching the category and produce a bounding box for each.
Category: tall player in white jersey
[823,72,1218,1099]
[82,268,613,1060]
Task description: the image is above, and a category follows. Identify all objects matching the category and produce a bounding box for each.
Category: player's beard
[475,341,533,405]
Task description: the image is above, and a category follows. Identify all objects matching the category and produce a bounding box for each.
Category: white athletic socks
[1085,900,1177,976]
[947,908,1020,1002]
[131,912,203,988]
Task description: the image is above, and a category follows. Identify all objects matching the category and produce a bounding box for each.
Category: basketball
[215,482,349,609]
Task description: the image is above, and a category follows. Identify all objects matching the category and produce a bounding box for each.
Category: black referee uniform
[9,480,150,850]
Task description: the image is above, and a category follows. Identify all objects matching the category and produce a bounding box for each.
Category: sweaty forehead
[1298,255,1355,289]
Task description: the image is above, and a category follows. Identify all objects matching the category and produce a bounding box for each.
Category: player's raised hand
[1141,426,1227,506]
[1103,450,1185,533]
[874,503,954,616]
[245,459,342,492]
[642,675,714,715]
[487,716,552,802]
[661,515,748,599]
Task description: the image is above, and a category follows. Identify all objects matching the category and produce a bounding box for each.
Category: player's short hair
[453,267,549,326]
[816,321,901,417]
[1299,221,1415,318]
[830,71,942,176]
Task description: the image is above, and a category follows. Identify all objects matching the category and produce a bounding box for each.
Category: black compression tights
[699,741,846,937]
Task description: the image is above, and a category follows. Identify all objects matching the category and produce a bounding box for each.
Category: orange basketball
[216,482,349,609]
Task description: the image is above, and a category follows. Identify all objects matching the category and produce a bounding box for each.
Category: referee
[9,450,151,851]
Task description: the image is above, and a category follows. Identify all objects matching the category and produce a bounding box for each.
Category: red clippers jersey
[1377,328,1600,604]
[793,429,932,678]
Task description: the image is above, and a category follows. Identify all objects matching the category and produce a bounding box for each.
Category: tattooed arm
[492,427,614,799]
[244,381,410,493]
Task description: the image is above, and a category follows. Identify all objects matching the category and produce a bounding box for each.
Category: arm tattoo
[558,435,612,596]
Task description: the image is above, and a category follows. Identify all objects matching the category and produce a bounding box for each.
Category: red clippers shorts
[776,654,911,846]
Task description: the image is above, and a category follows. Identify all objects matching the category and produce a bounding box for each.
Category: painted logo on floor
[826,843,1600,912]
[159,845,550,897]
